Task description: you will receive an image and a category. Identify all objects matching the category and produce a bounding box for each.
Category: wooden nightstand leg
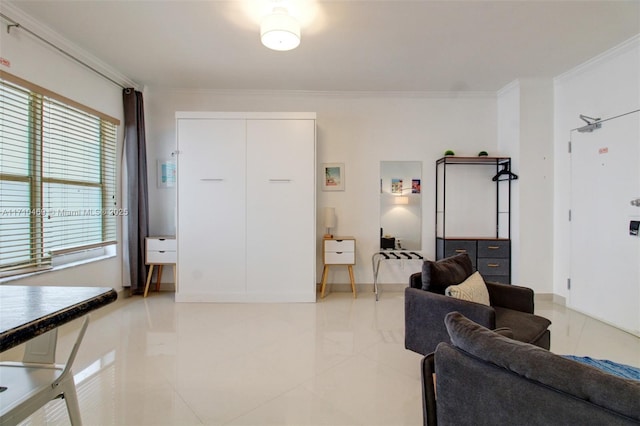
[156,265,164,292]
[320,265,330,298]
[173,265,177,292]
[348,265,356,298]
[144,264,154,298]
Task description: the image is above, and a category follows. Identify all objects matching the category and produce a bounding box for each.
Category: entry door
[569,111,640,335]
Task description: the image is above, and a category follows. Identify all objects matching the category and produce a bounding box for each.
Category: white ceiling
[4,0,640,92]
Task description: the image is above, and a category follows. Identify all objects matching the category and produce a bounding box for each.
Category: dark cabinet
[437,238,511,284]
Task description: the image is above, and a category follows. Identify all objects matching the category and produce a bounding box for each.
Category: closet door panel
[177,119,247,297]
[245,119,316,300]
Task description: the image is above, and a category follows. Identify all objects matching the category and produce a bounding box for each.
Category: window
[0,72,119,276]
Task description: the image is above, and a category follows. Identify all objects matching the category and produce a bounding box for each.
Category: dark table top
[0,285,117,352]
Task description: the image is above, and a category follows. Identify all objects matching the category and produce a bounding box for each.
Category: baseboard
[317,282,407,294]
[551,293,566,306]
[534,293,554,302]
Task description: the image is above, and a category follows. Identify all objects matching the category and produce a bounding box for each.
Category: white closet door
[177,119,246,299]
[245,119,316,301]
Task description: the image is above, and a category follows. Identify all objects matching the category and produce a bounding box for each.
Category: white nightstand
[144,236,176,297]
[321,236,356,298]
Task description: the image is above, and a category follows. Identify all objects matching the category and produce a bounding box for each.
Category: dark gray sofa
[421,312,640,426]
[405,253,551,355]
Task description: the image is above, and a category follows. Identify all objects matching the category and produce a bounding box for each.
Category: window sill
[0,253,117,284]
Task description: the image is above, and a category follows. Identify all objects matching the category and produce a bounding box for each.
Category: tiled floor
[6,290,640,426]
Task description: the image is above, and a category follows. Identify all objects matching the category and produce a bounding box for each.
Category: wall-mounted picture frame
[412,179,421,194]
[322,163,345,191]
[157,159,176,188]
[391,178,403,194]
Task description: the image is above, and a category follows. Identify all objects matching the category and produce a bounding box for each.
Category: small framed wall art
[157,159,176,188]
[322,163,345,191]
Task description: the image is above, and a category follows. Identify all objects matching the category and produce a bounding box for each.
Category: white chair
[0,316,89,426]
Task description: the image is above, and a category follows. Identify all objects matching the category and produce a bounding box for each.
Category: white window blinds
[0,73,119,276]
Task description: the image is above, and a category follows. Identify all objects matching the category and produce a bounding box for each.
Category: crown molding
[555,34,640,85]
[153,87,497,100]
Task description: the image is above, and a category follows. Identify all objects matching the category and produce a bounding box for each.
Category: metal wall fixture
[577,114,602,133]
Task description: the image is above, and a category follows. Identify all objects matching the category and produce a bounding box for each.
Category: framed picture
[391,178,403,194]
[322,163,345,191]
[412,179,421,194]
[157,159,176,188]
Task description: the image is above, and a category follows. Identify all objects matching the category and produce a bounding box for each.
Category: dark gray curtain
[123,89,149,295]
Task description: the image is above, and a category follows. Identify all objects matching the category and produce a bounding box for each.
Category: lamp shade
[323,207,336,228]
[261,8,300,51]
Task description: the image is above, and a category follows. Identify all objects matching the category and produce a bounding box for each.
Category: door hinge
[567,278,571,290]
[568,209,572,221]
[568,141,572,153]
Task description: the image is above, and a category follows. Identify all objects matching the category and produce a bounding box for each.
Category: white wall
[519,80,555,293]
[145,89,498,285]
[0,5,127,290]
[497,82,521,282]
[497,79,555,294]
[553,35,640,300]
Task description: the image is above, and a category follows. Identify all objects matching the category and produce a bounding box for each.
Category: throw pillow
[421,253,474,294]
[445,271,490,305]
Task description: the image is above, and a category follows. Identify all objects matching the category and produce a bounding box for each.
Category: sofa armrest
[410,272,422,289]
[485,281,535,314]
[421,353,436,426]
[405,287,496,355]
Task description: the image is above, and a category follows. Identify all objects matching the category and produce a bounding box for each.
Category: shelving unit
[435,156,514,284]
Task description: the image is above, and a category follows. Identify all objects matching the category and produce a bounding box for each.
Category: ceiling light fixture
[261,7,300,51]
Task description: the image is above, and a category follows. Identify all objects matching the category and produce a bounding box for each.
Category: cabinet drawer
[324,251,355,264]
[325,239,355,252]
[147,238,177,251]
[443,240,477,262]
[478,258,510,276]
[147,250,177,264]
[478,240,510,258]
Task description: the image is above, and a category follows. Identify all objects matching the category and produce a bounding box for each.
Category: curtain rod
[1,12,129,90]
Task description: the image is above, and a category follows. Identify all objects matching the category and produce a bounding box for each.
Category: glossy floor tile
[6,290,639,425]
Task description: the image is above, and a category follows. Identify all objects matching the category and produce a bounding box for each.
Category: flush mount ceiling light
[261,7,300,51]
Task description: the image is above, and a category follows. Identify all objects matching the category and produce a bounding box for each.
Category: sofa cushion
[444,312,640,420]
[421,253,474,294]
[445,271,490,305]
[493,306,551,345]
